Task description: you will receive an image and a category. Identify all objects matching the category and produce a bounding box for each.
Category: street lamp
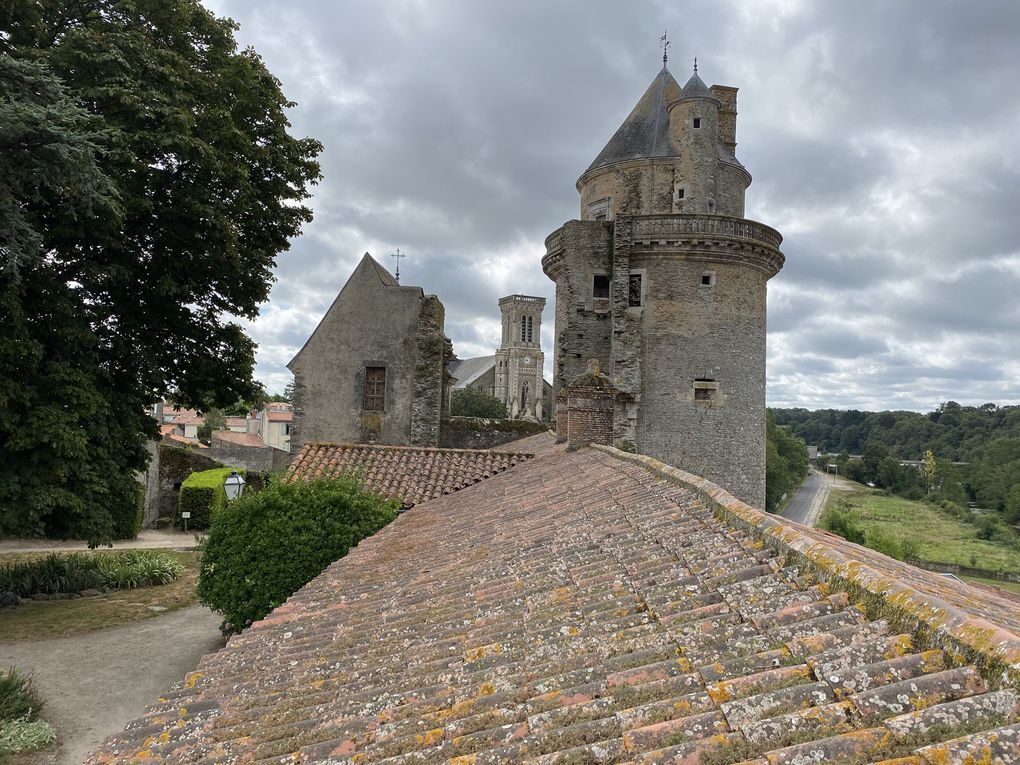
[224,471,246,501]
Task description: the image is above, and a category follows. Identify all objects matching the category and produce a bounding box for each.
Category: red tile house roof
[211,431,267,448]
[286,443,534,508]
[90,437,1020,765]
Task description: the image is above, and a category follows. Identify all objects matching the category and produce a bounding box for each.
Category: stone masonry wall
[410,294,452,447]
[544,220,613,397]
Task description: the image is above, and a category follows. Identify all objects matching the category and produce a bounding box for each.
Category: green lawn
[824,490,1020,574]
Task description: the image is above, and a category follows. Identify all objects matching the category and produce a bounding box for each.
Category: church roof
[91,437,1020,765]
[449,355,496,389]
[584,67,682,175]
[286,442,532,508]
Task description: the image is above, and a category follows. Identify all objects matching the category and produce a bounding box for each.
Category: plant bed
[0,550,202,640]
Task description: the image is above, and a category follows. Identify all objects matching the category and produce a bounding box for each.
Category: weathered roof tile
[90,439,1020,765]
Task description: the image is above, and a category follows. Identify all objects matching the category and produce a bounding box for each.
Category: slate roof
[286,443,533,508]
[449,356,497,390]
[585,67,682,176]
[90,438,1020,765]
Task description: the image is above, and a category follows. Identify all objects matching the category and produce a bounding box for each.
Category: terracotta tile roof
[267,410,294,422]
[90,439,1020,765]
[159,423,176,437]
[224,416,248,429]
[286,443,533,508]
[166,407,204,426]
[211,431,267,448]
[163,433,207,448]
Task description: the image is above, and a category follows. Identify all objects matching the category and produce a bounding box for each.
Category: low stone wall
[906,558,1020,584]
[592,444,1020,688]
[441,417,547,450]
[204,441,292,473]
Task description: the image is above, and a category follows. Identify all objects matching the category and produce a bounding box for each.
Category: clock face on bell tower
[523,355,532,365]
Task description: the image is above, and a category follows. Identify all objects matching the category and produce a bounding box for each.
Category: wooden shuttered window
[364,366,386,411]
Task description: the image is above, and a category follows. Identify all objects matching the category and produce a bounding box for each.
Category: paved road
[1,605,224,765]
[780,468,831,526]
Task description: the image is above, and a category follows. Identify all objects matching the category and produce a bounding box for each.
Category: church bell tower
[494,295,546,419]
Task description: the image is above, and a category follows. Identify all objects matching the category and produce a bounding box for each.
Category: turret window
[693,118,702,129]
[701,271,716,287]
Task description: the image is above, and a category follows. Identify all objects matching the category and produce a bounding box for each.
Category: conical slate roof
[584,67,681,175]
[679,70,712,99]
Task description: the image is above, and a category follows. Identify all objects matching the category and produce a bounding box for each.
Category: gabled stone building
[287,253,452,451]
[544,62,785,508]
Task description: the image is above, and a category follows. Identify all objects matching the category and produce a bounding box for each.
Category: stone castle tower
[494,294,546,419]
[543,61,785,507]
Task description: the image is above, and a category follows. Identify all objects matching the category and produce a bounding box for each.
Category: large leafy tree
[0,1,321,544]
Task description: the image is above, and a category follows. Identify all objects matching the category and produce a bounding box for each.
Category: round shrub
[196,478,398,631]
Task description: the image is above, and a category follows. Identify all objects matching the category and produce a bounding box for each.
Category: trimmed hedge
[197,477,398,631]
[178,467,244,530]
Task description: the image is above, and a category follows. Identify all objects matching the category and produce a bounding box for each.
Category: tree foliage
[764,411,809,513]
[0,1,321,544]
[775,403,1020,515]
[451,388,508,419]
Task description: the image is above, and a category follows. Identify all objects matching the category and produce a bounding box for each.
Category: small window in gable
[364,366,386,411]
[693,117,702,129]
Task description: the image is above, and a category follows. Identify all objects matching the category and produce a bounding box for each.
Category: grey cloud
[202,0,1020,412]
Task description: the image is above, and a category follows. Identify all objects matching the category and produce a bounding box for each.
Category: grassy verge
[823,490,1020,573]
[0,550,201,641]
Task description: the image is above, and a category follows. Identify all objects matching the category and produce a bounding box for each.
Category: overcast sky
[203,0,1020,413]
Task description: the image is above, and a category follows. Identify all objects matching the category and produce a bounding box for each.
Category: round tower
[494,295,546,419]
[543,62,783,508]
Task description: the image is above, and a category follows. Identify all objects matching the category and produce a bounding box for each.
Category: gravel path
[0,529,198,554]
[1,605,224,765]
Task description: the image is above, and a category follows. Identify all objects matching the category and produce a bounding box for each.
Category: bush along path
[0,551,184,606]
[0,667,55,763]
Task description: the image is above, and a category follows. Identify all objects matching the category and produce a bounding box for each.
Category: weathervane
[390,247,405,283]
[660,30,670,66]
[694,56,698,74]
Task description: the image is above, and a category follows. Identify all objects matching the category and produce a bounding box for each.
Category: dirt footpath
[1,604,224,765]
[0,529,198,554]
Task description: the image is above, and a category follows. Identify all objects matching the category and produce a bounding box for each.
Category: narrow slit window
[677,188,685,199]
[693,117,702,129]
[593,274,610,299]
[364,366,386,411]
[628,274,643,307]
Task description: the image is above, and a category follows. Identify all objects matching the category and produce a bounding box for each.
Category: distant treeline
[772,402,1020,520]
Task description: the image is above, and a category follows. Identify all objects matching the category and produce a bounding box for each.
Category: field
[0,549,202,641]
[824,489,1020,574]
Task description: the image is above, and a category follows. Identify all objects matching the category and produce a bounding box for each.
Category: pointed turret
[678,70,716,101]
[583,68,681,176]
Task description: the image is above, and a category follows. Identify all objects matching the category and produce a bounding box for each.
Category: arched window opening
[520,316,526,342]
[527,316,533,343]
